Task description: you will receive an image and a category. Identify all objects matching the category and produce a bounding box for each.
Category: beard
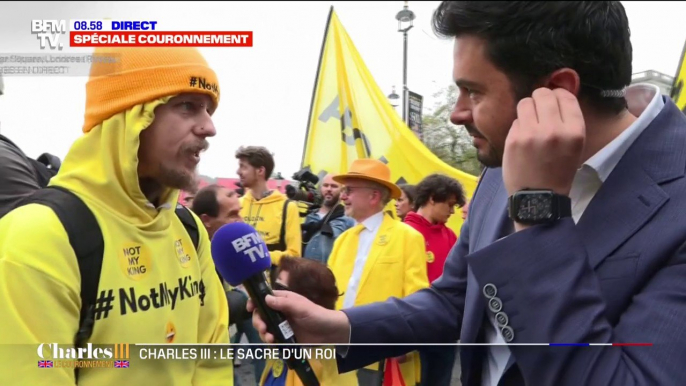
[158,163,198,192]
[156,140,207,191]
[475,146,502,168]
[240,174,255,189]
[465,123,503,168]
[323,194,340,208]
[465,81,532,169]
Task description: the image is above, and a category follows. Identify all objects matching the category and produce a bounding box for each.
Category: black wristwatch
[507,189,572,225]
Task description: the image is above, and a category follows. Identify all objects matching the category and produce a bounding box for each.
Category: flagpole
[300,5,335,169]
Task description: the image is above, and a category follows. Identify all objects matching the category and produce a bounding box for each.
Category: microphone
[211,222,320,386]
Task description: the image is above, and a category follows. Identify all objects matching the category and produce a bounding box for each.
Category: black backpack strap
[27,158,55,188]
[175,204,200,251]
[15,189,200,381]
[279,199,291,251]
[265,199,291,253]
[264,200,293,284]
[16,186,105,348]
[16,186,103,382]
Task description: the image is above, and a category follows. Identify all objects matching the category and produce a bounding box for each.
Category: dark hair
[414,174,466,209]
[235,146,275,179]
[432,1,632,114]
[191,184,224,217]
[399,184,417,204]
[277,256,340,310]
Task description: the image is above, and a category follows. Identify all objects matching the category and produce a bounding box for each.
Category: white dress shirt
[482,83,665,386]
[342,211,385,309]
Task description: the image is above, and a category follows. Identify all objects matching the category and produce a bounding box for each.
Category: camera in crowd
[286,168,323,209]
[234,181,245,196]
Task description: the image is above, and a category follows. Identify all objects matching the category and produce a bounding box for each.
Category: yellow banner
[671,39,686,112]
[301,8,479,235]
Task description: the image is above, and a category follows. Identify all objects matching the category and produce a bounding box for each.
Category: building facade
[631,70,674,96]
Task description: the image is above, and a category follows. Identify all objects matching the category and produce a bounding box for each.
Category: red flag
[383,358,406,386]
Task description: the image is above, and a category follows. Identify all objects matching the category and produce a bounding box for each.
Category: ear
[200,214,212,229]
[545,68,581,97]
[373,190,384,205]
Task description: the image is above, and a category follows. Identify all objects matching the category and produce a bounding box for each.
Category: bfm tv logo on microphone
[37,343,130,369]
[232,232,268,262]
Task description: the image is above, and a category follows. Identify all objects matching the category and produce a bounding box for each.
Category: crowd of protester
[186,149,468,386]
[4,1,682,385]
[0,59,466,385]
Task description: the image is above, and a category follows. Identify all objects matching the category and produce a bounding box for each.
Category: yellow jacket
[240,190,302,264]
[260,355,358,386]
[0,97,231,385]
[328,212,429,385]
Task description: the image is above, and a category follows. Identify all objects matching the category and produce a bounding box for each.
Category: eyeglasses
[341,186,378,195]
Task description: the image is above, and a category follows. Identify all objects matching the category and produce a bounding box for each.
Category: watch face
[514,192,554,222]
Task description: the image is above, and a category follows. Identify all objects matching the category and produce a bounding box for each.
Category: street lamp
[396,1,415,124]
[387,85,400,109]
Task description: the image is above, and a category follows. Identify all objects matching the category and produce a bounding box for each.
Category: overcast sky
[1,1,685,179]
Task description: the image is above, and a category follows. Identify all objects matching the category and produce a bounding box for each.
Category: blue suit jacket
[338,98,686,385]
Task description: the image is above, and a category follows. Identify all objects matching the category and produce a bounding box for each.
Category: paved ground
[232,337,463,386]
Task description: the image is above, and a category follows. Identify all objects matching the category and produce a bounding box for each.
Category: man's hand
[503,88,586,199]
[248,290,351,344]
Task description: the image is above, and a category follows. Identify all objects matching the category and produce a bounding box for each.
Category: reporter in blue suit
[250,2,686,385]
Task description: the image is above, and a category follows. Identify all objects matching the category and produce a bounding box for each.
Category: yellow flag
[301,7,479,235]
[671,39,686,112]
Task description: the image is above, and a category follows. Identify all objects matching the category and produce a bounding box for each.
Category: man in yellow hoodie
[0,48,232,385]
[235,145,302,273]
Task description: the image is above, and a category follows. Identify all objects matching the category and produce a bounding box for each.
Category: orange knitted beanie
[83,47,220,133]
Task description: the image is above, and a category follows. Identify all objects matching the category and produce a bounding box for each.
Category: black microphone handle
[242,273,321,386]
[242,273,296,343]
[284,354,321,386]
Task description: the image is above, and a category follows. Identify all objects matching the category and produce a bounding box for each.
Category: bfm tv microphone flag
[301,7,479,235]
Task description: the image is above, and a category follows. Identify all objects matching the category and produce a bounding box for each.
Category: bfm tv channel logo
[37,343,130,369]
[232,232,268,263]
[31,20,67,50]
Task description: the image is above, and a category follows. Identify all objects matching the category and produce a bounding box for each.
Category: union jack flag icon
[114,360,129,368]
[38,361,53,368]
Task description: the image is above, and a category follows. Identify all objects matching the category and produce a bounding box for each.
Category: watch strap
[556,194,572,219]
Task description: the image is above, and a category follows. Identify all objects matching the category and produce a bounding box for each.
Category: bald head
[320,173,342,208]
[323,173,337,183]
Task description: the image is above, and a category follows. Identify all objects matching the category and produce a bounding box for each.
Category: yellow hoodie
[240,190,302,264]
[0,97,232,385]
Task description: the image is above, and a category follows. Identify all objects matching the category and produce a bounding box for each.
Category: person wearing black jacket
[302,173,355,264]
[0,75,62,218]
